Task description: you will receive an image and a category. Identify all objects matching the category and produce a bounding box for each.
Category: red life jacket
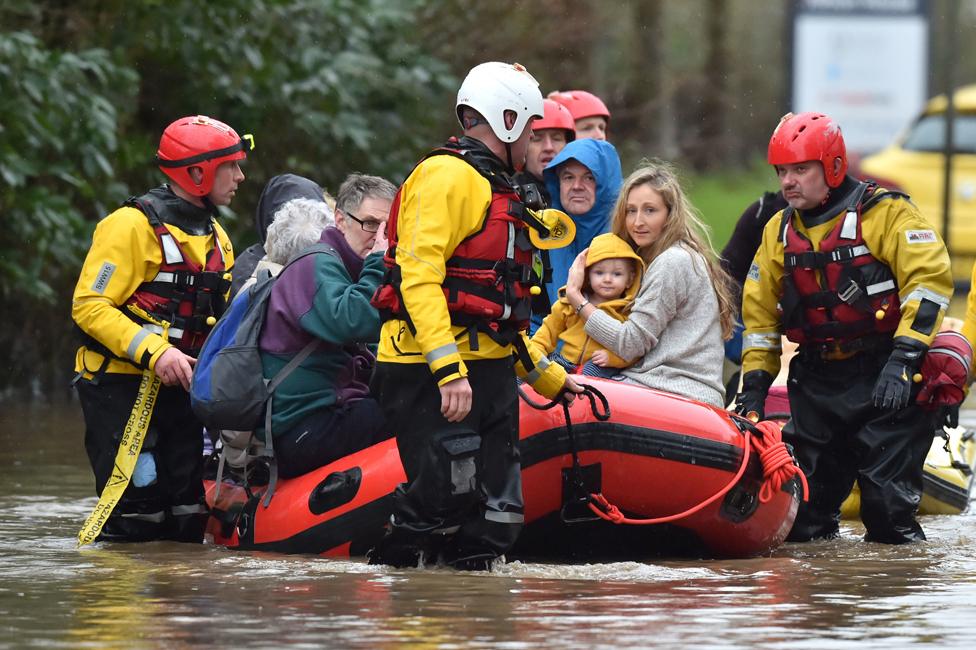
[780,182,905,345]
[123,191,230,355]
[371,138,542,338]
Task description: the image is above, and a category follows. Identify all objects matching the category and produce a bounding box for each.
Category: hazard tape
[77,368,161,547]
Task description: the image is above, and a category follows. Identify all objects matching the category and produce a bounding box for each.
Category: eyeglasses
[343,211,384,233]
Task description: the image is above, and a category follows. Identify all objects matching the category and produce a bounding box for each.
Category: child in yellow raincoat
[531,232,644,377]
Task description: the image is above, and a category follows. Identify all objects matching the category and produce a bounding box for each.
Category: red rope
[588,419,808,525]
[753,420,809,503]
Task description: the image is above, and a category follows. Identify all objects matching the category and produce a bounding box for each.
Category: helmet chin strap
[200,195,218,215]
[504,142,516,173]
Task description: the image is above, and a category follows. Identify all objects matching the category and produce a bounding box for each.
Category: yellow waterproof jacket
[72,203,234,379]
[742,189,952,377]
[531,233,644,368]
[962,263,976,358]
[376,153,567,399]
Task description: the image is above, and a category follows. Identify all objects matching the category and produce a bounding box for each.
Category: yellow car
[858,84,976,282]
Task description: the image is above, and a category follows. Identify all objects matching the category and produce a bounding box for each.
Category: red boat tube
[205,378,802,559]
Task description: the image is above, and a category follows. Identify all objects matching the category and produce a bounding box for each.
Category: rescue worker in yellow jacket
[72,115,248,542]
[736,112,953,544]
[368,62,582,570]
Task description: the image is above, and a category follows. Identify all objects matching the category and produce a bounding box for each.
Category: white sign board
[792,0,929,154]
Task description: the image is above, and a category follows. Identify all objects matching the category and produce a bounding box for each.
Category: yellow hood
[582,233,645,303]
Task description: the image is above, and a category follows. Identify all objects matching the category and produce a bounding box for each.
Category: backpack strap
[213,446,229,503]
[260,337,320,508]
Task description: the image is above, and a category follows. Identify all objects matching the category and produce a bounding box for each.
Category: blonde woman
[564,162,735,406]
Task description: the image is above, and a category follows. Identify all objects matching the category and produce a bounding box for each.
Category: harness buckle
[830,247,855,263]
[837,279,864,305]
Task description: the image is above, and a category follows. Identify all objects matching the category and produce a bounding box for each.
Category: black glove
[943,404,960,429]
[734,370,774,422]
[872,337,928,411]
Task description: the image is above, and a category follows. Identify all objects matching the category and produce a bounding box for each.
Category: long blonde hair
[610,161,736,339]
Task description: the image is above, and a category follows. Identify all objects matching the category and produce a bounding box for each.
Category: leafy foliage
[0,31,136,304]
[0,0,453,395]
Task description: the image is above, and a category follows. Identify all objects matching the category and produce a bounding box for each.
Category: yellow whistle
[529,286,542,296]
[913,372,923,383]
[206,316,217,326]
[875,309,885,320]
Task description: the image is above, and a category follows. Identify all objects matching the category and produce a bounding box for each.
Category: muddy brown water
[2,399,975,649]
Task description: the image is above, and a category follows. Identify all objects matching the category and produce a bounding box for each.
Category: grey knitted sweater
[584,244,725,407]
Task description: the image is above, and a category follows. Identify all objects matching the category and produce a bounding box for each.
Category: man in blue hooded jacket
[542,138,623,309]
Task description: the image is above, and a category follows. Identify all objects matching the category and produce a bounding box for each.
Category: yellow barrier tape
[77,368,162,547]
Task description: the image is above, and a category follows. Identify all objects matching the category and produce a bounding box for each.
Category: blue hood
[541,139,623,306]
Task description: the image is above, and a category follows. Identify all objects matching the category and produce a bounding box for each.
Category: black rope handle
[518,382,611,523]
[517,382,611,421]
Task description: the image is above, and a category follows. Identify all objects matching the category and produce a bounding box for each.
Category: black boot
[367,529,428,568]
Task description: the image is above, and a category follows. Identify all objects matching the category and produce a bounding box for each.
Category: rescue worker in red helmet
[72,115,251,543]
[367,62,582,570]
[548,89,611,141]
[736,112,952,544]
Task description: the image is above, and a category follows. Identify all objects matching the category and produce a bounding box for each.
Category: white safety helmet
[456,62,544,143]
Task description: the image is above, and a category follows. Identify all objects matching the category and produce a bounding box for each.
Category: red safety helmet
[767,112,847,188]
[547,90,611,122]
[533,99,576,140]
[156,115,253,197]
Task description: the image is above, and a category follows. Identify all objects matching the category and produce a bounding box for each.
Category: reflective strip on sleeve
[523,354,550,384]
[902,287,950,309]
[160,234,184,265]
[126,327,153,360]
[484,510,524,524]
[170,503,208,516]
[743,332,782,351]
[866,279,896,296]
[425,343,459,365]
[144,323,185,340]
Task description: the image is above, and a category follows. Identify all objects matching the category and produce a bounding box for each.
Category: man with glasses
[335,174,392,258]
[256,173,396,479]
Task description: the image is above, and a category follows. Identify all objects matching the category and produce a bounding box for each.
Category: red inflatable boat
[205,378,804,559]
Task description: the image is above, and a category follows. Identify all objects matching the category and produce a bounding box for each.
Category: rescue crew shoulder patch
[91,262,117,294]
[747,261,760,282]
[905,230,937,244]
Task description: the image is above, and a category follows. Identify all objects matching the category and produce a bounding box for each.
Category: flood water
[2,398,976,649]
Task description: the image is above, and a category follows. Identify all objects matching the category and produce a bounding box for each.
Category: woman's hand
[565,249,589,303]
[590,350,610,367]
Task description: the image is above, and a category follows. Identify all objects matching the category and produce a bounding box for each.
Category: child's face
[587,259,634,301]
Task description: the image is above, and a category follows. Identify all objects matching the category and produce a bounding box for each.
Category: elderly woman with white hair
[238,189,335,293]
